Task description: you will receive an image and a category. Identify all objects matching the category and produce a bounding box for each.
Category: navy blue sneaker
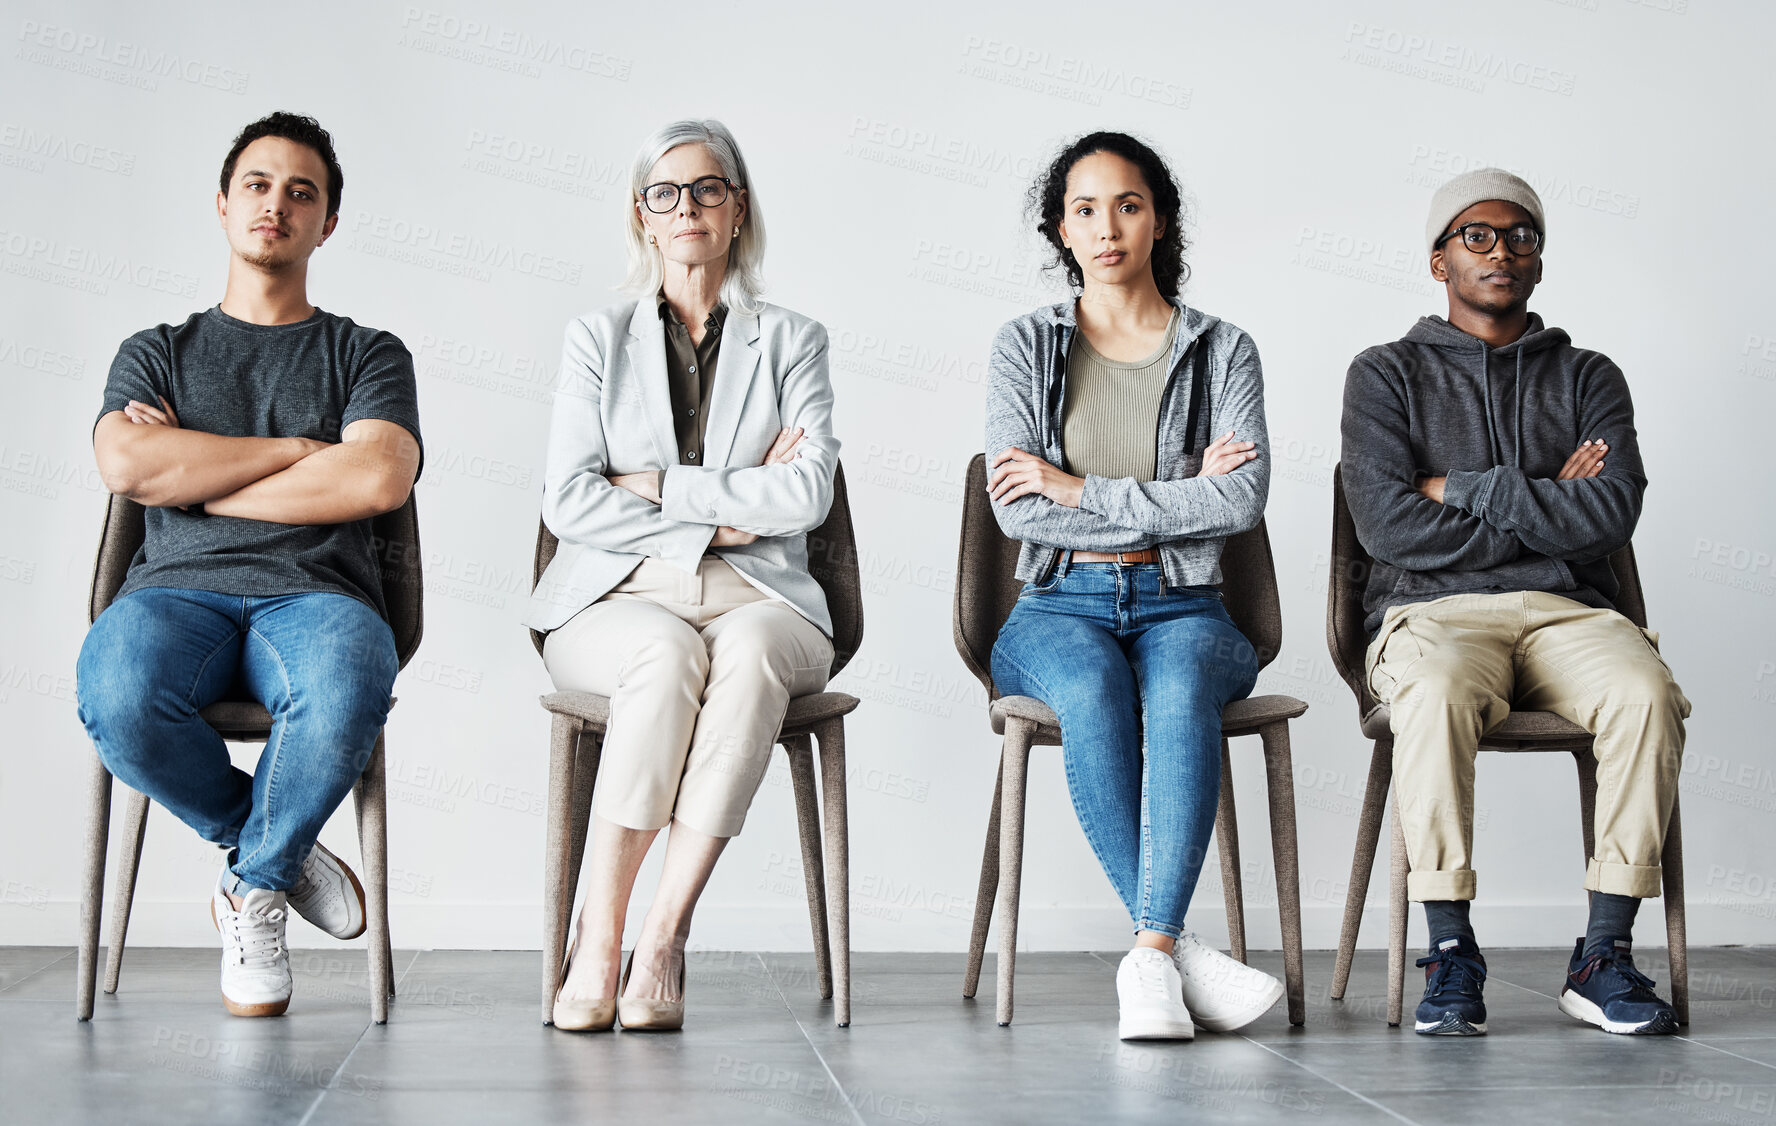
[1559,938,1677,1035]
[1414,935,1487,1035]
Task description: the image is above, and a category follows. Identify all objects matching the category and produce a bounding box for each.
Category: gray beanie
[1425,168,1545,255]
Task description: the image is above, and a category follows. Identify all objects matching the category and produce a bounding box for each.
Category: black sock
[1584,892,1640,957]
[1423,900,1475,946]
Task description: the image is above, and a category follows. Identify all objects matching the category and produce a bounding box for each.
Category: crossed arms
[1340,355,1645,570]
[94,397,420,524]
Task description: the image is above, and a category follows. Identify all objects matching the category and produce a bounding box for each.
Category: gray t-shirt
[97,306,424,618]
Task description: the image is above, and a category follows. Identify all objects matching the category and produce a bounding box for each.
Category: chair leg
[1387,786,1409,1028]
[353,733,391,1023]
[815,719,851,1027]
[1574,748,1599,863]
[962,754,1004,1000]
[1663,793,1688,1025]
[541,712,582,1025]
[1332,738,1391,1001]
[563,729,601,916]
[1259,722,1306,1027]
[103,787,151,995]
[1215,737,1246,964]
[784,734,832,1000]
[994,718,1035,1027]
[77,752,114,1022]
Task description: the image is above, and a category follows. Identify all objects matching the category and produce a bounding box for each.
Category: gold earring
[648,233,656,245]
[732,225,740,238]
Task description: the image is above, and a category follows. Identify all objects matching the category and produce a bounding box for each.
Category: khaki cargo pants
[1366,591,1690,901]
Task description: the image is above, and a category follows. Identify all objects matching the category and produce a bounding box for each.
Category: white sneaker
[1117,948,1195,1041]
[1171,932,1284,1033]
[286,841,367,940]
[211,873,292,1018]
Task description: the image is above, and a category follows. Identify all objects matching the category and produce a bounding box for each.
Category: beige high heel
[617,949,685,1031]
[551,937,616,1032]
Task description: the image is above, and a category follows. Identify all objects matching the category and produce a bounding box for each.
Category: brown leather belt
[1070,549,1160,565]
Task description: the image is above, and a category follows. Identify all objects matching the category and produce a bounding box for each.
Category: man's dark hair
[219,112,344,217]
[1029,131,1190,297]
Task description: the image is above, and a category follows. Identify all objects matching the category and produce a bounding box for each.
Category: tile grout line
[1239,1037,1428,1126]
[1673,1038,1776,1073]
[292,948,421,1126]
[756,952,867,1126]
[0,948,73,996]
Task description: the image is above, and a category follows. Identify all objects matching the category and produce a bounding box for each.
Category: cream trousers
[1366,591,1690,901]
[543,557,833,838]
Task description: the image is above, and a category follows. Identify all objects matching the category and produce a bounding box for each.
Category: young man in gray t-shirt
[76,112,423,1019]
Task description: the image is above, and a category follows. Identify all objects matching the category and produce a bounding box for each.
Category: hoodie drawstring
[1513,348,1524,468]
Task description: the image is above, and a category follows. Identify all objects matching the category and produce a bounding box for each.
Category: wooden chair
[77,494,423,1024]
[952,452,1309,1026]
[1323,463,1688,1026]
[530,463,864,1026]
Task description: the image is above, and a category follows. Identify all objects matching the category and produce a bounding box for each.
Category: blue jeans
[76,588,397,893]
[990,563,1258,938]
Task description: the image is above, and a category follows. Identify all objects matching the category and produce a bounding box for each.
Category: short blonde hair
[622,119,766,315]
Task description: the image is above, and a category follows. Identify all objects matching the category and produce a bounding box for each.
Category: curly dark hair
[219,112,344,217]
[1028,131,1189,297]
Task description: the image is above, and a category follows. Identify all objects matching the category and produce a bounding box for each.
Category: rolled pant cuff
[1585,859,1663,898]
[1407,869,1476,902]
[1135,920,1183,940]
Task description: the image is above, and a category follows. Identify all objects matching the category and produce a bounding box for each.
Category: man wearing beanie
[1339,168,1689,1036]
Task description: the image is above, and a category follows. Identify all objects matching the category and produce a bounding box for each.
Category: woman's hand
[988,447,1084,508]
[762,426,804,467]
[607,471,663,505]
[710,525,757,547]
[1196,431,1257,478]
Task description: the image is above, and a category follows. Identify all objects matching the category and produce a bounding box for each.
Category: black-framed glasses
[1436,222,1542,256]
[640,175,737,214]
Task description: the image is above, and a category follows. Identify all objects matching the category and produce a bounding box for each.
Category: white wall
[4,0,1772,955]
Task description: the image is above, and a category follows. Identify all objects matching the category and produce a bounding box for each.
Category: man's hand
[1414,475,1447,504]
[989,447,1084,508]
[1557,439,1608,480]
[1197,431,1258,477]
[124,396,181,428]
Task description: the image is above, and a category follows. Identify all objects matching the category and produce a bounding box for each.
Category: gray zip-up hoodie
[985,298,1269,588]
[1341,314,1645,634]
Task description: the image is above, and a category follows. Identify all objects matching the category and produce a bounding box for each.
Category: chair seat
[198,697,400,741]
[540,690,860,733]
[1359,704,1593,747]
[989,693,1308,739]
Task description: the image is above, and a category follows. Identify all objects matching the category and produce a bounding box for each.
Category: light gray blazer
[525,298,839,636]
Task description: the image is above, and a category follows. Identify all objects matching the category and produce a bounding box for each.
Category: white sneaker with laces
[286,841,367,940]
[1171,931,1284,1033]
[211,872,292,1018]
[1117,948,1195,1041]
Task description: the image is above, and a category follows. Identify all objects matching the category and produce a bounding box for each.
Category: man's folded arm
[204,419,421,524]
[93,410,321,508]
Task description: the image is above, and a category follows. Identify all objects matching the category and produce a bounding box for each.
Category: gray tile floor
[3,944,1773,1125]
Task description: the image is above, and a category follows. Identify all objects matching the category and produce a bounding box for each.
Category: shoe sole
[300,843,368,941]
[1415,1013,1486,1035]
[1558,989,1677,1035]
[1119,1019,1196,1041]
[211,899,291,1018]
[1188,977,1286,1034]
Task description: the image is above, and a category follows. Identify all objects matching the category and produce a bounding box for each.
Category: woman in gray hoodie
[984,131,1281,1040]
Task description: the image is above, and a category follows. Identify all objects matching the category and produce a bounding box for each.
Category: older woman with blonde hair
[526,119,839,1031]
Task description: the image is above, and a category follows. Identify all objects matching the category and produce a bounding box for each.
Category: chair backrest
[88,493,426,670]
[1326,461,1647,717]
[528,462,865,680]
[952,451,1284,700]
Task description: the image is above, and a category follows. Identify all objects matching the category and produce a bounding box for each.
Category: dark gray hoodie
[1340,314,1645,634]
